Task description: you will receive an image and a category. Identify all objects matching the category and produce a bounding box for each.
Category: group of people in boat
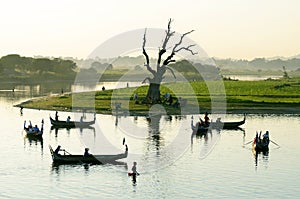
[193,112,210,128]
[54,145,91,156]
[55,111,86,123]
[24,120,44,134]
[254,131,270,148]
[56,111,70,122]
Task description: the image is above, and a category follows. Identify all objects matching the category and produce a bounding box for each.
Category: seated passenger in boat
[204,112,210,124]
[66,116,71,123]
[262,131,270,144]
[84,148,90,156]
[33,125,40,132]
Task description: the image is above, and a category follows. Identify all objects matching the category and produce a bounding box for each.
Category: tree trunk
[145,83,161,104]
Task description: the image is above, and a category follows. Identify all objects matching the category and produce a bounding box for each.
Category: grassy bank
[17,77,300,115]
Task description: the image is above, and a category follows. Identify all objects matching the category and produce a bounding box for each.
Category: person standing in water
[131,162,139,183]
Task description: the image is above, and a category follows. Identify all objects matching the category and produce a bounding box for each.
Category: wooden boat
[252,132,270,153]
[49,145,128,164]
[24,120,44,138]
[201,115,246,129]
[191,118,210,134]
[25,130,43,139]
[50,114,96,128]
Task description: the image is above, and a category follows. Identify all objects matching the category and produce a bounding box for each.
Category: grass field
[17,77,300,115]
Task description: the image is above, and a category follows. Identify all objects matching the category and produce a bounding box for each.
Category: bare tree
[142,19,197,104]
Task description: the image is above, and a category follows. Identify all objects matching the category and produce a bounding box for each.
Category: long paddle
[270,140,280,147]
[244,140,253,145]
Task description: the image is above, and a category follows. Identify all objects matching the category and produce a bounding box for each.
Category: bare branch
[142,29,156,75]
[162,30,197,66]
[142,29,149,65]
[158,18,175,67]
[163,52,175,65]
[162,19,175,49]
[142,77,151,84]
[165,66,176,79]
[172,30,195,53]
[174,44,198,55]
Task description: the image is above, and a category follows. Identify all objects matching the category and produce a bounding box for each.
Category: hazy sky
[1,0,300,60]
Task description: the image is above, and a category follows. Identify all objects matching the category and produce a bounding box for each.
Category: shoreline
[15,97,300,116]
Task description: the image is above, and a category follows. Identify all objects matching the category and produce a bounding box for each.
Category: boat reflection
[23,135,44,154]
[253,150,269,169]
[51,161,128,175]
[50,126,96,138]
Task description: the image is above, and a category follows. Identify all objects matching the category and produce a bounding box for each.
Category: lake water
[1,84,300,198]
[223,75,282,81]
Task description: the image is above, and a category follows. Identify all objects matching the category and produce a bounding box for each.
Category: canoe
[50,115,96,128]
[24,129,43,138]
[191,119,210,134]
[202,115,246,129]
[252,133,270,153]
[24,120,44,138]
[252,140,269,152]
[49,145,128,164]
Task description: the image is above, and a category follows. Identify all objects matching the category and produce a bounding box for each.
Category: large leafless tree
[142,19,197,104]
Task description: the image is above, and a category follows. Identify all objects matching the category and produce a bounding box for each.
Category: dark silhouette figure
[131,162,139,183]
[204,112,210,125]
[54,145,64,154]
[55,111,59,121]
[84,148,90,156]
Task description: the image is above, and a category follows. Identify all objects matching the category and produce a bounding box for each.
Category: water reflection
[146,114,163,151]
[145,114,186,153]
[50,161,128,176]
[253,150,269,168]
[190,117,246,159]
[23,136,44,154]
[50,126,96,138]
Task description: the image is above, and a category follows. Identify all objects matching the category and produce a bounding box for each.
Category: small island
[16,76,300,115]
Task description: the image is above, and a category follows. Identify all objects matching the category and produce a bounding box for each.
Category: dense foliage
[0,54,76,82]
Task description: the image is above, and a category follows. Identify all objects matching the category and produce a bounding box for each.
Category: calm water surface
[0,85,300,198]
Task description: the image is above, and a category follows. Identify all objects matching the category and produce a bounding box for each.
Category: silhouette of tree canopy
[0,54,77,81]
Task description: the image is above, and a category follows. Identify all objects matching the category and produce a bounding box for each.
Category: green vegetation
[2,54,300,84]
[214,57,300,71]
[0,54,77,82]
[18,77,300,115]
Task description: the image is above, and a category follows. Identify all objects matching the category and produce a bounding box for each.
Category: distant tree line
[0,54,76,82]
[214,57,300,71]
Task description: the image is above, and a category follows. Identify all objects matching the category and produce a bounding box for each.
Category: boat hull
[24,129,43,138]
[50,116,95,128]
[49,146,128,164]
[202,116,246,130]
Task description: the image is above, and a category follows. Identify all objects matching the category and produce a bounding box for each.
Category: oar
[270,140,280,147]
[244,140,253,145]
[63,150,72,155]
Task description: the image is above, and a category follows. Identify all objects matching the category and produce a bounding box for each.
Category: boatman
[54,145,65,154]
[131,162,139,183]
[55,111,59,121]
[204,112,210,124]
